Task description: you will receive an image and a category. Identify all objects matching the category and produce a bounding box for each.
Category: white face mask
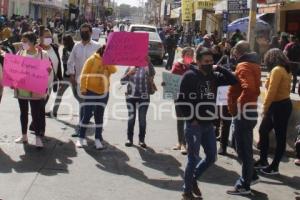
[43,38,52,46]
[22,42,30,50]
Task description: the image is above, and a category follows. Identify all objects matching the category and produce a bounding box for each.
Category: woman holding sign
[171,47,194,155]
[121,57,156,148]
[14,32,51,148]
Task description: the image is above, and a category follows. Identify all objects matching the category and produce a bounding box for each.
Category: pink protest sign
[3,53,51,94]
[103,32,149,67]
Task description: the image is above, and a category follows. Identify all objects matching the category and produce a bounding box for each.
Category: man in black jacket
[165,31,178,70]
[178,49,237,200]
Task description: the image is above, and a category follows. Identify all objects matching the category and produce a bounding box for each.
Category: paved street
[0,50,299,200]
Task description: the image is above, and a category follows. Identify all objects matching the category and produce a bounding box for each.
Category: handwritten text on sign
[3,53,50,94]
[216,86,229,105]
[103,32,149,67]
[162,72,182,100]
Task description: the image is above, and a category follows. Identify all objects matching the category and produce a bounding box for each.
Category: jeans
[18,99,45,136]
[166,49,175,69]
[51,78,82,115]
[259,99,292,169]
[215,105,231,149]
[175,102,186,146]
[232,111,258,190]
[184,122,217,193]
[126,98,150,143]
[79,91,109,140]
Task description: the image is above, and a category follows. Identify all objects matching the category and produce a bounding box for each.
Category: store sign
[228,0,249,14]
[223,11,229,33]
[182,0,193,22]
[171,7,181,19]
[196,0,215,9]
[195,9,203,21]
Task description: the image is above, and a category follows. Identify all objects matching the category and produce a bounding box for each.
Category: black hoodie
[177,66,238,123]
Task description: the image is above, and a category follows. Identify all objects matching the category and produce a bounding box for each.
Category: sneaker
[218,147,227,156]
[227,185,251,195]
[295,159,300,166]
[35,136,44,148]
[139,142,147,149]
[181,192,198,200]
[181,145,187,155]
[254,160,269,169]
[76,138,85,148]
[173,144,181,150]
[260,167,279,175]
[125,140,133,147]
[15,135,28,144]
[95,139,105,150]
[192,180,202,197]
[251,174,260,186]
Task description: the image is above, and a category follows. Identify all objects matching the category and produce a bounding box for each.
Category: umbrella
[227,17,271,33]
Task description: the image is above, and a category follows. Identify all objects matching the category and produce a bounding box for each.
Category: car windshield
[131,26,156,32]
[134,31,161,41]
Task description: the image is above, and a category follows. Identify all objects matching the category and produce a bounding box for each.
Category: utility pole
[247,0,257,50]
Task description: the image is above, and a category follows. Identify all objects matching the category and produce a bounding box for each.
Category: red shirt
[171,62,190,75]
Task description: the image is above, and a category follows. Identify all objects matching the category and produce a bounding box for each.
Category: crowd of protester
[0,16,299,200]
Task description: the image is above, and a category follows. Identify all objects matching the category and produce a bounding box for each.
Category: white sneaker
[15,135,28,144]
[76,138,85,148]
[95,139,104,150]
[35,136,44,148]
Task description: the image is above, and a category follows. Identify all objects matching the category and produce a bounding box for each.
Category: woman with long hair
[255,48,292,175]
[171,47,194,155]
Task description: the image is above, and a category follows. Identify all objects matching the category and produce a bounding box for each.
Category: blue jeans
[79,91,109,140]
[126,98,150,142]
[232,111,258,190]
[184,122,217,193]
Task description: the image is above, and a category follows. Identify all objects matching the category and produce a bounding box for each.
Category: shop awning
[228,16,271,32]
[31,0,68,9]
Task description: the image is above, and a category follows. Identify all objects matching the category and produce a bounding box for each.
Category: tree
[118,4,131,18]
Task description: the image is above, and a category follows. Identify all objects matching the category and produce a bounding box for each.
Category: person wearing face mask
[14,32,51,148]
[178,49,237,200]
[47,35,75,117]
[26,26,63,135]
[67,23,101,137]
[38,26,63,96]
[227,41,261,195]
[170,47,194,155]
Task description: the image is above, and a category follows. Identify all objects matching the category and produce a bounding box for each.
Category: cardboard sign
[216,86,229,105]
[103,32,149,67]
[162,72,182,100]
[3,53,50,94]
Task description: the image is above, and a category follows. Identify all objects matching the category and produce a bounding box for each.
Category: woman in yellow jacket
[255,48,292,175]
[76,45,117,150]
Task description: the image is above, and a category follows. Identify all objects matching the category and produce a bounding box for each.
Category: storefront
[0,0,8,16]
[31,0,67,24]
